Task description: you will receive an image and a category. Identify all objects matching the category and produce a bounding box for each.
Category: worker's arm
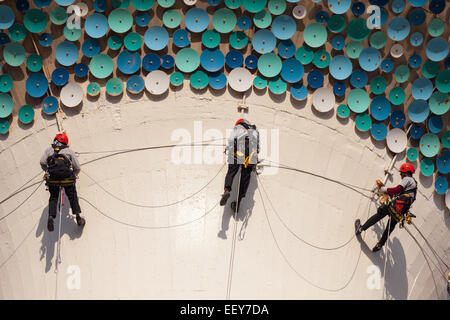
[380,185,403,197]
[67,149,81,175]
[39,148,52,172]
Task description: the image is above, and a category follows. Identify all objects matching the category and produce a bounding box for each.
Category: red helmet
[235,119,245,126]
[54,133,68,145]
[400,163,415,174]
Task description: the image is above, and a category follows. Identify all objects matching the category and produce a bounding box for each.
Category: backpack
[47,146,73,180]
[232,122,259,166]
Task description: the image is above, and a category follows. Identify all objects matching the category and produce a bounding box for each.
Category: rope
[0,181,45,221]
[0,172,42,205]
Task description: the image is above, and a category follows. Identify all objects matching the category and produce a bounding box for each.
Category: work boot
[355,219,363,236]
[47,216,54,232]
[220,190,231,206]
[76,214,86,227]
[372,243,383,252]
[230,201,240,213]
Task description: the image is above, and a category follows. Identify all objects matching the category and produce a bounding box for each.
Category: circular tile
[345,41,363,59]
[428,115,442,134]
[89,54,114,79]
[175,48,200,73]
[337,104,350,118]
[237,15,252,30]
[163,9,181,29]
[63,25,82,41]
[253,9,272,29]
[212,8,236,34]
[333,82,346,97]
[252,29,276,54]
[387,128,407,153]
[329,55,352,80]
[370,96,391,121]
[351,2,365,16]
[18,104,34,124]
[108,8,133,33]
[436,150,449,174]
[359,47,381,72]
[42,96,59,114]
[0,93,13,118]
[174,29,190,48]
[407,147,419,161]
[292,5,306,19]
[307,69,324,89]
[253,76,268,90]
[327,14,346,33]
[124,32,143,51]
[229,67,253,92]
[443,131,450,149]
[428,19,444,37]
[436,70,450,93]
[410,124,423,140]
[429,91,449,115]
[161,55,174,69]
[410,32,423,47]
[371,122,388,141]
[106,77,123,96]
[85,13,109,38]
[408,99,430,123]
[0,119,9,134]
[313,50,330,69]
[420,133,440,157]
[370,31,386,49]
[312,87,335,113]
[26,73,48,98]
[392,0,405,13]
[24,9,47,34]
[225,0,243,9]
[390,110,406,128]
[387,17,410,41]
[243,0,267,13]
[50,6,68,25]
[60,82,83,107]
[226,50,243,69]
[145,70,169,95]
[370,76,386,95]
[411,78,433,100]
[131,0,155,10]
[3,42,26,67]
[136,12,150,27]
[0,74,13,93]
[278,39,295,59]
[304,23,327,48]
[258,53,282,78]
[355,113,372,132]
[51,67,69,86]
[422,60,439,79]
[381,58,394,73]
[82,39,101,58]
[143,53,160,72]
[144,26,169,51]
[268,0,286,15]
[185,8,209,33]
[94,0,108,12]
[108,35,122,50]
[290,82,308,100]
[435,176,448,195]
[117,50,141,75]
[39,33,52,47]
[408,54,422,69]
[389,86,405,106]
[74,63,88,77]
[347,18,370,41]
[170,71,184,86]
[420,158,434,177]
[268,76,287,95]
[426,38,449,62]
[350,69,368,88]
[8,24,27,42]
[394,65,410,83]
[200,48,225,72]
[26,54,43,72]
[55,41,78,66]
[271,15,296,40]
[0,5,15,30]
[347,88,369,113]
[280,58,303,83]
[209,72,227,90]
[230,31,248,50]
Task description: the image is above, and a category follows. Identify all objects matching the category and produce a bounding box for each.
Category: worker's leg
[378,216,398,246]
[361,205,390,231]
[238,165,254,203]
[224,164,240,191]
[48,185,60,219]
[64,184,81,215]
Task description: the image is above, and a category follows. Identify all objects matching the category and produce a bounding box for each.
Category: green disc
[370,76,387,95]
[337,104,350,118]
[3,42,26,67]
[347,18,370,41]
[253,76,268,89]
[64,25,82,41]
[87,82,101,96]
[327,15,346,33]
[175,48,200,73]
[50,6,68,25]
[420,158,434,176]
[394,65,410,83]
[0,119,9,135]
[258,52,282,78]
[407,147,419,162]
[304,23,327,48]
[108,8,133,33]
[442,131,450,149]
[8,24,27,42]
[225,0,243,9]
[268,0,286,15]
[202,30,221,49]
[0,93,13,118]
[436,70,450,93]
[108,35,123,50]
[163,9,181,29]
[170,72,184,86]
[389,87,406,105]
[313,50,330,68]
[296,45,314,65]
[230,31,248,50]
[24,9,47,34]
[124,32,142,51]
[345,41,363,59]
[212,8,237,34]
[355,113,372,132]
[112,0,130,8]
[190,71,208,89]
[422,60,439,79]
[347,88,370,113]
[157,0,175,8]
[90,54,114,79]
[131,0,155,10]
[243,0,267,13]
[429,91,449,115]
[18,104,34,124]
[268,76,286,94]
[370,31,386,49]
[106,78,123,96]
[428,19,444,37]
[420,133,440,158]
[0,75,13,93]
[253,10,272,29]
[26,53,43,72]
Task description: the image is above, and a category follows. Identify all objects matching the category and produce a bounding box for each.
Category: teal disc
[370,31,387,49]
[420,158,434,176]
[225,0,243,9]
[106,77,123,96]
[429,91,449,115]
[26,53,43,72]
[420,133,440,158]
[268,76,287,94]
[190,71,208,89]
[253,76,268,89]
[268,0,286,15]
[436,70,450,93]
[0,119,9,135]
[163,9,181,29]
[175,48,200,73]
[389,87,405,105]
[212,8,237,34]
[90,54,114,79]
[18,104,34,124]
[0,93,13,118]
[0,74,13,93]
[112,0,130,8]
[258,53,282,78]
[347,18,370,41]
[202,30,221,49]
[296,46,314,65]
[327,14,346,33]
[8,24,27,42]
[370,76,387,95]
[395,65,410,83]
[87,82,101,96]
[108,8,133,33]
[428,19,444,37]
[346,41,363,59]
[131,0,155,10]
[170,72,184,86]
[422,60,439,79]
[442,131,450,149]
[64,25,82,41]
[313,50,330,68]
[355,113,372,132]
[157,0,175,8]
[243,0,267,13]
[337,104,350,118]
[108,36,123,50]
[407,147,419,161]
[253,10,272,29]
[347,88,370,113]
[50,6,68,25]
[24,9,47,34]
[124,32,142,51]
[3,42,26,67]
[230,31,248,50]
[304,23,327,48]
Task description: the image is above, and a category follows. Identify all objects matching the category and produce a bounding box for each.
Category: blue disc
[142,53,160,72]
[359,47,381,72]
[225,50,243,69]
[208,0,222,5]
[333,82,346,97]
[0,33,10,45]
[328,0,351,14]
[392,0,405,13]
[209,72,227,90]
[390,110,406,128]
[136,12,150,27]
[278,40,295,59]
[370,96,391,121]
[161,55,174,69]
[281,58,304,83]
[408,0,428,7]
[16,0,30,12]
[201,48,225,72]
[291,82,308,100]
[252,29,276,54]
[55,0,75,5]
[42,96,59,115]
[271,15,296,40]
[381,59,394,72]
[0,6,14,30]
[74,63,88,77]
[436,150,450,174]
[412,78,433,100]
[408,54,422,69]
[351,2,365,16]
[410,124,423,139]
[245,55,258,69]
[82,39,101,58]
[94,0,107,12]
[387,17,410,41]
[350,69,368,88]
[117,50,141,74]
[445,57,450,69]
[39,33,52,47]
[331,35,345,50]
[126,75,145,94]
[428,115,442,134]
[329,55,352,80]
[429,0,445,14]
[26,73,48,98]
[315,11,329,24]
[408,99,430,123]
[173,29,190,48]
[85,13,109,39]
[33,0,51,8]
[426,38,449,62]
[185,8,209,33]
[307,70,324,89]
[55,41,78,66]
[410,32,423,47]
[434,176,448,195]
[369,0,389,7]
[408,8,426,26]
[238,16,251,30]
[51,67,69,86]
[371,122,388,141]
[144,26,169,51]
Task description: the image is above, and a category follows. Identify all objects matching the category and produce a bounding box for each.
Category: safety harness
[45,145,76,186]
[382,178,418,227]
[233,122,259,168]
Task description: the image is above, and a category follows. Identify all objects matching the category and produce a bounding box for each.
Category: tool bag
[47,146,74,183]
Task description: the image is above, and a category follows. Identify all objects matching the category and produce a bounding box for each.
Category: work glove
[43,173,49,181]
[376,179,384,188]
[379,186,388,194]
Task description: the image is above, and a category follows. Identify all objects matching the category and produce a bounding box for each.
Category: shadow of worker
[36,192,84,273]
[218,167,258,240]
